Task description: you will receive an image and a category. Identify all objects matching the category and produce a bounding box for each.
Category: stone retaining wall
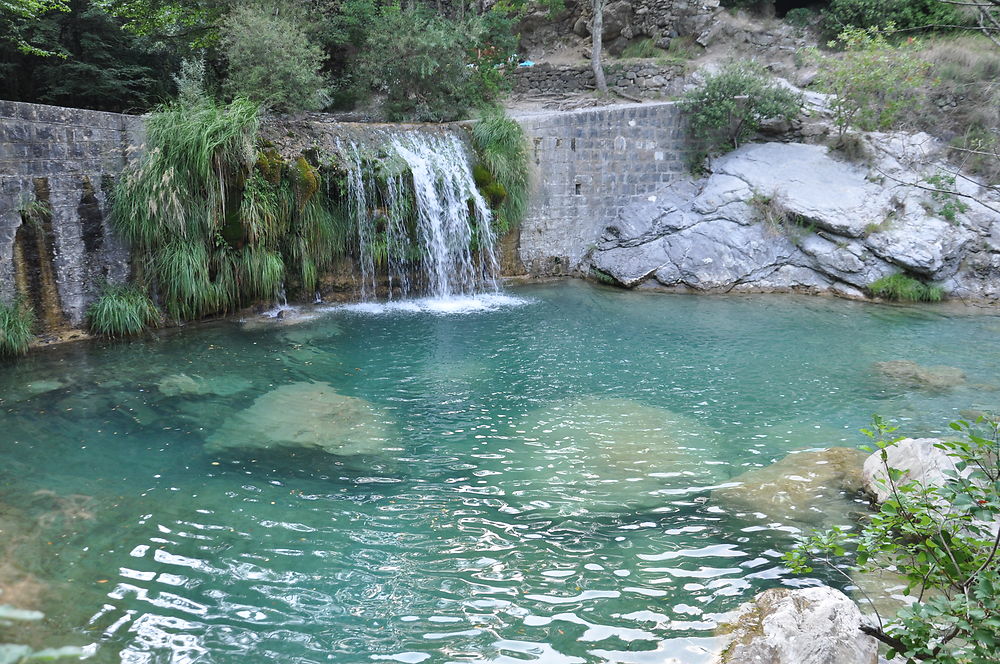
[511,101,688,275]
[0,101,139,326]
[512,62,687,99]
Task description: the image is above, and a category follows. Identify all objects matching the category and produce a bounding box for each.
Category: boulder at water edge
[205,381,391,457]
[861,437,958,503]
[717,587,878,664]
[713,447,866,526]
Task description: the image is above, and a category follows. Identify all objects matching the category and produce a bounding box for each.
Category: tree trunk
[591,0,608,94]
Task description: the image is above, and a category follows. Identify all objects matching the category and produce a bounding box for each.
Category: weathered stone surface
[872,360,966,391]
[585,138,1000,299]
[713,447,866,526]
[862,437,959,503]
[205,382,391,457]
[718,587,878,664]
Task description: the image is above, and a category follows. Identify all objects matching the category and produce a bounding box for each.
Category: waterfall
[337,131,500,302]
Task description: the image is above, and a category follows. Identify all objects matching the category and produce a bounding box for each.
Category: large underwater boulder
[713,447,866,526]
[205,381,391,457]
[717,586,878,664]
[158,373,254,397]
[506,397,719,517]
[872,360,966,391]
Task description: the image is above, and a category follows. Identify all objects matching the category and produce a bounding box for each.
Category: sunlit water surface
[2,282,999,664]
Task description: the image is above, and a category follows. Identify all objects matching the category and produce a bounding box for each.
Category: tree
[0,0,177,111]
[788,416,1000,663]
[816,25,930,138]
[0,0,68,55]
[679,61,802,164]
[218,4,329,112]
[590,0,607,94]
[941,0,1000,46]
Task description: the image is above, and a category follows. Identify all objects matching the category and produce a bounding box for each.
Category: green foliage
[86,281,159,337]
[950,127,1000,185]
[821,0,967,37]
[817,26,931,138]
[0,297,35,358]
[789,416,1000,663]
[218,4,329,112]
[351,4,515,122]
[680,60,802,164]
[0,0,178,112]
[924,171,970,223]
[471,108,531,234]
[784,8,816,29]
[0,0,68,55]
[867,273,944,302]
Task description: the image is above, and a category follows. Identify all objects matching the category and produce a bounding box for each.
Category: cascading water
[337,131,500,302]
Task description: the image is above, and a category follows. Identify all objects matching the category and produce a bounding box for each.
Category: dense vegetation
[0,0,519,119]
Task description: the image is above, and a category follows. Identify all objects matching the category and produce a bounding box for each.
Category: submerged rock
[158,373,254,397]
[717,586,878,664]
[713,447,866,526]
[872,360,966,391]
[508,397,719,516]
[205,381,391,457]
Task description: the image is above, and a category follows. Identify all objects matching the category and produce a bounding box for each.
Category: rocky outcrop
[717,587,878,664]
[591,139,1000,301]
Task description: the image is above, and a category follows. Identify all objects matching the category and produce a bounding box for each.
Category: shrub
[680,61,802,165]
[867,273,944,301]
[817,26,931,138]
[0,297,35,358]
[785,8,816,29]
[471,108,531,234]
[788,416,1000,663]
[351,5,515,122]
[821,0,967,37]
[218,4,329,112]
[87,282,159,337]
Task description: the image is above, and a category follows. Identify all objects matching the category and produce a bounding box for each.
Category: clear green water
[2,282,999,663]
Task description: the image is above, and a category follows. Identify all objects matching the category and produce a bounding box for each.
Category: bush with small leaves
[680,61,802,166]
[788,415,1000,664]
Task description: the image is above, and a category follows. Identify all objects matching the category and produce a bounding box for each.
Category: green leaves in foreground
[867,273,944,302]
[0,297,35,358]
[86,282,159,337]
[789,416,1000,664]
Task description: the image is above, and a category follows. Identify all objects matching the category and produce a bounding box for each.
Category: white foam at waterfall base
[331,293,532,316]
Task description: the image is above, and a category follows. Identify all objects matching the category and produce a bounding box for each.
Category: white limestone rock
[861,437,959,504]
[718,587,878,664]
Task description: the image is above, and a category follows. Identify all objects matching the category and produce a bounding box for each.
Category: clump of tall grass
[471,108,531,235]
[87,283,160,338]
[867,273,944,302]
[0,297,35,357]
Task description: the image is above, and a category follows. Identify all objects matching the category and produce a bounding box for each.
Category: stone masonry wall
[512,62,687,99]
[0,101,139,327]
[511,101,688,275]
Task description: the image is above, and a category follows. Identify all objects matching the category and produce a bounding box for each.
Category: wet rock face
[590,140,1000,300]
[713,447,867,527]
[718,587,879,664]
